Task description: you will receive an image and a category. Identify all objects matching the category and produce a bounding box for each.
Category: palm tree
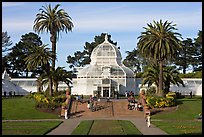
[40,67,73,94]
[50,67,73,93]
[163,66,185,95]
[142,64,185,96]
[24,44,54,96]
[137,20,182,97]
[141,64,159,94]
[33,3,74,69]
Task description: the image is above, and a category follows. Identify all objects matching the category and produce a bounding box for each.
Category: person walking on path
[64,88,71,119]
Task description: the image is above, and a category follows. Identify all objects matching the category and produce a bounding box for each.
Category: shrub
[146,95,176,108]
[166,92,177,99]
[29,92,67,110]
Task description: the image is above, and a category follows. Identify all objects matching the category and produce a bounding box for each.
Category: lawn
[71,120,142,135]
[2,96,202,135]
[151,98,202,135]
[2,96,62,135]
[2,97,59,120]
[2,121,62,135]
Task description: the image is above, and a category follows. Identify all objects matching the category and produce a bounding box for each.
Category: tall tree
[192,30,202,71]
[40,67,73,93]
[2,31,13,56]
[163,66,185,94]
[137,20,182,97]
[141,64,159,94]
[33,3,74,69]
[6,32,43,77]
[142,64,184,95]
[123,48,148,74]
[24,44,54,96]
[174,38,194,74]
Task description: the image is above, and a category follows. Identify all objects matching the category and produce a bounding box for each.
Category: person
[190,91,192,98]
[76,94,78,101]
[78,94,81,105]
[107,97,110,102]
[64,88,71,119]
[146,113,151,127]
[197,113,202,120]
[138,103,143,111]
[4,91,6,97]
[125,91,128,97]
[89,95,94,111]
[9,91,12,97]
[134,103,138,110]
[139,89,146,106]
[81,94,84,103]
[87,100,90,109]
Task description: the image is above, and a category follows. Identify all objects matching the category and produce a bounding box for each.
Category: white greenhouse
[72,34,136,97]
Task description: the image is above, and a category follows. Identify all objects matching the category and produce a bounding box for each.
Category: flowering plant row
[27,92,67,109]
[146,94,176,108]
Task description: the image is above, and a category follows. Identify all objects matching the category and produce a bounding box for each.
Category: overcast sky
[2,2,202,70]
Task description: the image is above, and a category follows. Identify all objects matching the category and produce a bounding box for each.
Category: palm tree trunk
[48,76,53,96]
[46,63,53,96]
[158,61,164,97]
[156,85,159,94]
[50,34,56,69]
[53,81,59,93]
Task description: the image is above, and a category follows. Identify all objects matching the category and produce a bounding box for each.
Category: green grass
[151,121,202,135]
[71,120,142,135]
[151,98,202,135]
[118,120,142,135]
[71,120,93,135]
[2,121,62,135]
[2,97,59,120]
[2,97,63,135]
[89,120,125,135]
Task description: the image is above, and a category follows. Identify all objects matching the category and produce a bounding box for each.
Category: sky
[2,2,202,71]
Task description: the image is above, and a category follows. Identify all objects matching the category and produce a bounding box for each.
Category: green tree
[142,64,184,95]
[192,30,202,71]
[2,31,13,73]
[2,31,13,56]
[33,3,74,69]
[24,44,54,96]
[123,48,148,74]
[6,32,43,77]
[163,66,185,94]
[39,67,73,94]
[137,20,182,97]
[141,64,159,94]
[174,38,194,74]
[174,31,202,73]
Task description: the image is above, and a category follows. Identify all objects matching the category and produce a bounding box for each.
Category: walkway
[47,99,168,135]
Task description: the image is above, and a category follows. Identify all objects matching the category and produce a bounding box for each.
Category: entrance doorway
[103,87,109,97]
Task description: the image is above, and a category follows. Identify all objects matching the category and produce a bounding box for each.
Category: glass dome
[72,33,136,97]
[90,34,122,66]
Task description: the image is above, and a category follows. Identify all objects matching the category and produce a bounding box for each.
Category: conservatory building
[72,34,136,97]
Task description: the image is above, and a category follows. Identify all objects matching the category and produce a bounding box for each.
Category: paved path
[46,99,168,135]
[46,117,168,135]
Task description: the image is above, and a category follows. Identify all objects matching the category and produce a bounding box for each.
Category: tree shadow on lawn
[150,106,178,115]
